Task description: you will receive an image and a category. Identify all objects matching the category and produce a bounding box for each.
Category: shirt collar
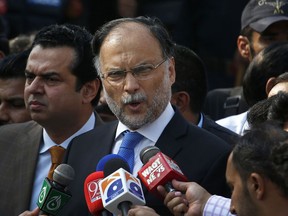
[40,113,95,153]
[197,113,204,128]
[116,103,175,142]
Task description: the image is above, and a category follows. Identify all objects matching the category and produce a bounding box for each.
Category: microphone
[138,146,188,194]
[84,171,113,216]
[84,154,126,216]
[99,154,146,216]
[37,164,75,215]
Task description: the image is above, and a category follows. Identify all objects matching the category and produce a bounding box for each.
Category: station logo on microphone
[86,178,102,202]
[100,168,145,204]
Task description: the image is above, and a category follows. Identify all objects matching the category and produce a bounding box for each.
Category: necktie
[47,146,66,180]
[117,131,144,172]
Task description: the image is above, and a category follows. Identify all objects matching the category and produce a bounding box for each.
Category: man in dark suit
[63,16,231,215]
[171,44,239,145]
[0,24,102,216]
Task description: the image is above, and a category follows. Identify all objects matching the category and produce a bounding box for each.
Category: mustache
[122,92,146,104]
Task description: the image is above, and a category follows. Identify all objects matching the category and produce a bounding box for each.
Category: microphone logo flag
[138,152,187,193]
[86,178,102,203]
[37,178,71,215]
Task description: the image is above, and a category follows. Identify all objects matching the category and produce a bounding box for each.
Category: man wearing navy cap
[239,0,288,61]
[206,0,288,135]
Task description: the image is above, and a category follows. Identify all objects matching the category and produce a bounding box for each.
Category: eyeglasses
[100,58,167,86]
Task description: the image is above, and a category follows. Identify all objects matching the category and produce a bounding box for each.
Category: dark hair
[240,25,254,41]
[0,17,9,56]
[247,97,273,128]
[9,33,35,54]
[92,16,175,75]
[0,50,29,79]
[172,44,207,113]
[232,122,288,197]
[32,24,100,105]
[243,42,288,107]
[268,91,288,127]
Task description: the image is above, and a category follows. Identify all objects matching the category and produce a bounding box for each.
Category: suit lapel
[155,110,189,159]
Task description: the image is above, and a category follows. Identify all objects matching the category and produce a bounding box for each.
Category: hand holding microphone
[138,146,188,195]
[37,164,75,216]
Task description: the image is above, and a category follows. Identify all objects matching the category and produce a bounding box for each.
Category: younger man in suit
[0,24,101,216]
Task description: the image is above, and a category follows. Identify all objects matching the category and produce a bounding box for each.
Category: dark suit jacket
[202,114,239,146]
[62,109,232,216]
[0,113,102,216]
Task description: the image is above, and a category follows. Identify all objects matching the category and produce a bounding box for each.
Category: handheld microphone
[37,164,75,215]
[84,154,126,216]
[138,146,188,194]
[99,154,146,216]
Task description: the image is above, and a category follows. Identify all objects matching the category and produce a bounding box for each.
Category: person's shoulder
[185,119,232,151]
[79,120,117,138]
[69,120,118,149]
[0,120,40,132]
[216,111,247,125]
[216,112,248,135]
[203,115,239,145]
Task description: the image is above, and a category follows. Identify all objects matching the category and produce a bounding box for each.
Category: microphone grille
[140,146,160,164]
[53,164,75,186]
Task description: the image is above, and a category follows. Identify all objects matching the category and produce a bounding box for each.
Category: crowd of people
[0,0,288,216]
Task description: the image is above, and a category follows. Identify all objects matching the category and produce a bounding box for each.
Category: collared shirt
[112,103,175,176]
[204,195,231,216]
[29,113,95,210]
[197,113,204,128]
[216,111,249,135]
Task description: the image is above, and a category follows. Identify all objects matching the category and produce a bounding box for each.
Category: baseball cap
[241,0,288,32]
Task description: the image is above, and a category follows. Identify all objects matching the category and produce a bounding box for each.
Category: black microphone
[37,164,75,215]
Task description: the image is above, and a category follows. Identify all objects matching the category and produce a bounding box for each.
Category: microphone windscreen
[103,156,130,177]
[53,164,75,186]
[140,146,160,164]
[96,154,129,172]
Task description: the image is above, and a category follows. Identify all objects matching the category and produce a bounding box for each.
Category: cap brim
[250,16,288,32]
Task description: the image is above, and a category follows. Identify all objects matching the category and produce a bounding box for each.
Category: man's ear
[171,91,190,112]
[266,77,276,96]
[247,173,265,200]
[237,35,251,60]
[81,79,100,104]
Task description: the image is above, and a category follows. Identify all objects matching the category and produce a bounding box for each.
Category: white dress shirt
[29,113,95,210]
[112,103,175,176]
[216,111,249,135]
